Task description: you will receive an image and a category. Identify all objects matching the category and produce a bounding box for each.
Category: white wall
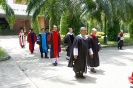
[0,1,32,16]
[6,0,14,4]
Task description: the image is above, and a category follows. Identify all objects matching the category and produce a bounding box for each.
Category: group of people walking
[18,25,101,79]
[18,25,62,66]
[18,26,133,84]
[67,27,101,78]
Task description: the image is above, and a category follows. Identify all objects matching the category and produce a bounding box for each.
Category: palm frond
[26,0,43,15]
[96,0,113,21]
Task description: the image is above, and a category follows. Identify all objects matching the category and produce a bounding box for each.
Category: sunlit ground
[0,36,133,88]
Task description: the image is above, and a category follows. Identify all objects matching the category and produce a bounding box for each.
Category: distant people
[28,29,31,34]
[37,28,49,58]
[48,25,61,66]
[27,29,37,54]
[88,28,101,73]
[45,28,50,51]
[18,28,26,48]
[58,37,62,57]
[64,28,75,60]
[118,30,124,50]
[68,27,93,79]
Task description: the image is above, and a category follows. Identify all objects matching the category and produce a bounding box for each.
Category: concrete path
[0,36,133,88]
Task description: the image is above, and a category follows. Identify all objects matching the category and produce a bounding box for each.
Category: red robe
[18,32,26,47]
[49,30,61,58]
[27,32,37,52]
[128,72,133,84]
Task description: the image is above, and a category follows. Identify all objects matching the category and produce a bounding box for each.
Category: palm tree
[0,0,15,25]
[26,0,66,30]
[80,0,133,42]
[17,0,133,37]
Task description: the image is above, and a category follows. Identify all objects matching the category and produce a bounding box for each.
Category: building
[0,0,48,35]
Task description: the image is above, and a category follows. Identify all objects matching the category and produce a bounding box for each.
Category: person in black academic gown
[88,28,101,73]
[68,27,93,79]
[64,28,75,60]
[118,30,124,50]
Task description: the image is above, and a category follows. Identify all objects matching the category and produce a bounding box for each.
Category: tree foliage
[107,19,120,41]
[128,20,133,38]
[0,0,16,25]
[31,17,40,35]
[15,0,133,39]
[60,12,69,35]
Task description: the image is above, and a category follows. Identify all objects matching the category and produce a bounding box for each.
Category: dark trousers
[118,40,123,49]
[39,46,48,57]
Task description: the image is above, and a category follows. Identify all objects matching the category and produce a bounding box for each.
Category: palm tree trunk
[104,16,107,44]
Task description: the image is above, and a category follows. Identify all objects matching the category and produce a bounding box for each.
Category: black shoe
[31,51,33,54]
[79,73,86,79]
[91,68,96,73]
[23,45,25,48]
[66,58,69,60]
[75,75,80,78]
[75,73,80,78]
[45,57,49,59]
[53,63,57,66]
[120,48,123,50]
[55,61,57,65]
[41,56,43,58]
[80,75,86,79]
[21,46,23,48]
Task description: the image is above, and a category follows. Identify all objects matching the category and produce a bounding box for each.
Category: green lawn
[0,47,7,59]
[99,34,133,47]
[61,33,132,49]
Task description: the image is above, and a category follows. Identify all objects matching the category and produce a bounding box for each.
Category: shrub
[97,32,104,36]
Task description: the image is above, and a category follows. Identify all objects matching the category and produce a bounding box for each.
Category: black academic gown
[118,33,124,49]
[88,36,100,67]
[68,35,91,73]
[64,33,75,58]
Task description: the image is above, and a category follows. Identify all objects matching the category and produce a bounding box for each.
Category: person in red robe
[18,28,26,48]
[27,29,37,54]
[128,72,133,84]
[48,25,61,66]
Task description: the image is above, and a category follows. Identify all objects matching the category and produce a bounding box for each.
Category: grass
[60,33,133,50]
[99,33,133,47]
[0,47,7,59]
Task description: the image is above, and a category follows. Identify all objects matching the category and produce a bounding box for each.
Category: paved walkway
[0,36,133,88]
